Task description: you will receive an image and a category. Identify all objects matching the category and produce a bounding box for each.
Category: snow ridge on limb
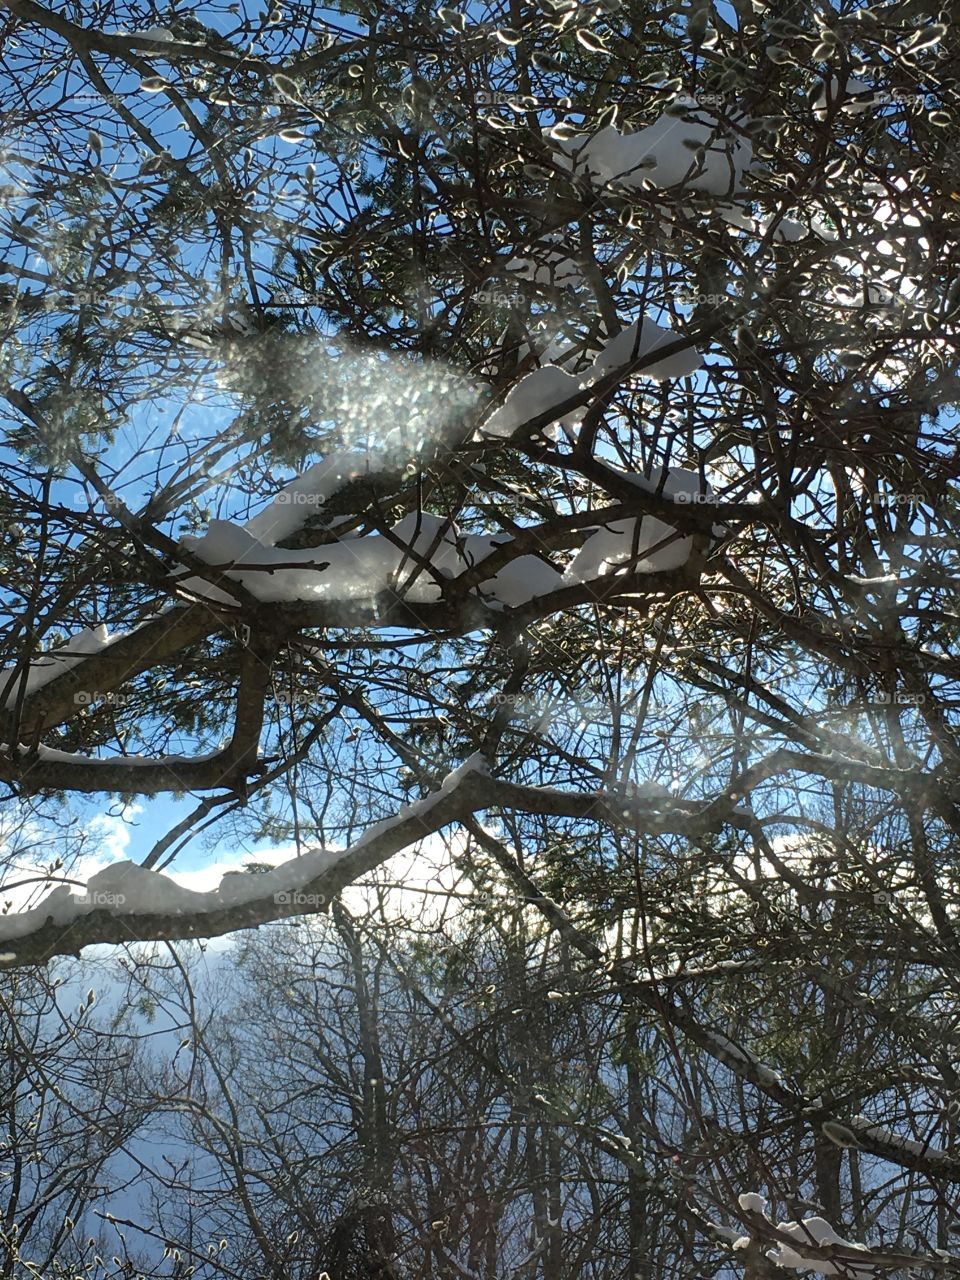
[735,1190,958,1276]
[563,467,714,581]
[0,624,128,709]
[0,847,346,942]
[480,366,586,439]
[0,540,715,777]
[0,753,491,960]
[179,509,564,607]
[551,98,753,197]
[0,605,215,740]
[0,769,755,964]
[478,316,702,442]
[666,1012,960,1182]
[582,318,703,384]
[243,449,377,545]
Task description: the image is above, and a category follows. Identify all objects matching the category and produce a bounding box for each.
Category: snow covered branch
[0,767,759,963]
[735,1193,960,1276]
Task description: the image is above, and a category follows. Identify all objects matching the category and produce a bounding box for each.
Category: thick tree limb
[0,771,750,963]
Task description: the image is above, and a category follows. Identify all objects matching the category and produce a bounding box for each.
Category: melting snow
[553,100,753,196]
[813,75,876,120]
[180,511,562,608]
[480,316,700,440]
[0,848,345,942]
[737,1189,888,1278]
[738,1193,768,1214]
[244,450,376,545]
[481,366,586,438]
[0,624,127,708]
[718,204,808,243]
[138,25,175,40]
[582,318,702,383]
[563,467,709,582]
[0,757,491,943]
[849,1114,950,1160]
[767,1217,875,1277]
[440,751,489,791]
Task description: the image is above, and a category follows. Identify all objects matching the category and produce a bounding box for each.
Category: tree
[0,963,153,1278]
[0,0,958,1274]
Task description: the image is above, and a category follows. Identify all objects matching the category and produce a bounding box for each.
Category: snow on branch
[551,97,753,197]
[735,1191,960,1276]
[0,624,128,709]
[178,509,565,608]
[478,316,702,442]
[176,459,720,609]
[0,605,214,740]
[657,1008,960,1181]
[563,466,714,583]
[242,449,380,546]
[0,766,756,965]
[0,754,491,964]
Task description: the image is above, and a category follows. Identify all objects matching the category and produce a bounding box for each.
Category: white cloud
[0,804,144,916]
[166,829,478,930]
[88,804,143,861]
